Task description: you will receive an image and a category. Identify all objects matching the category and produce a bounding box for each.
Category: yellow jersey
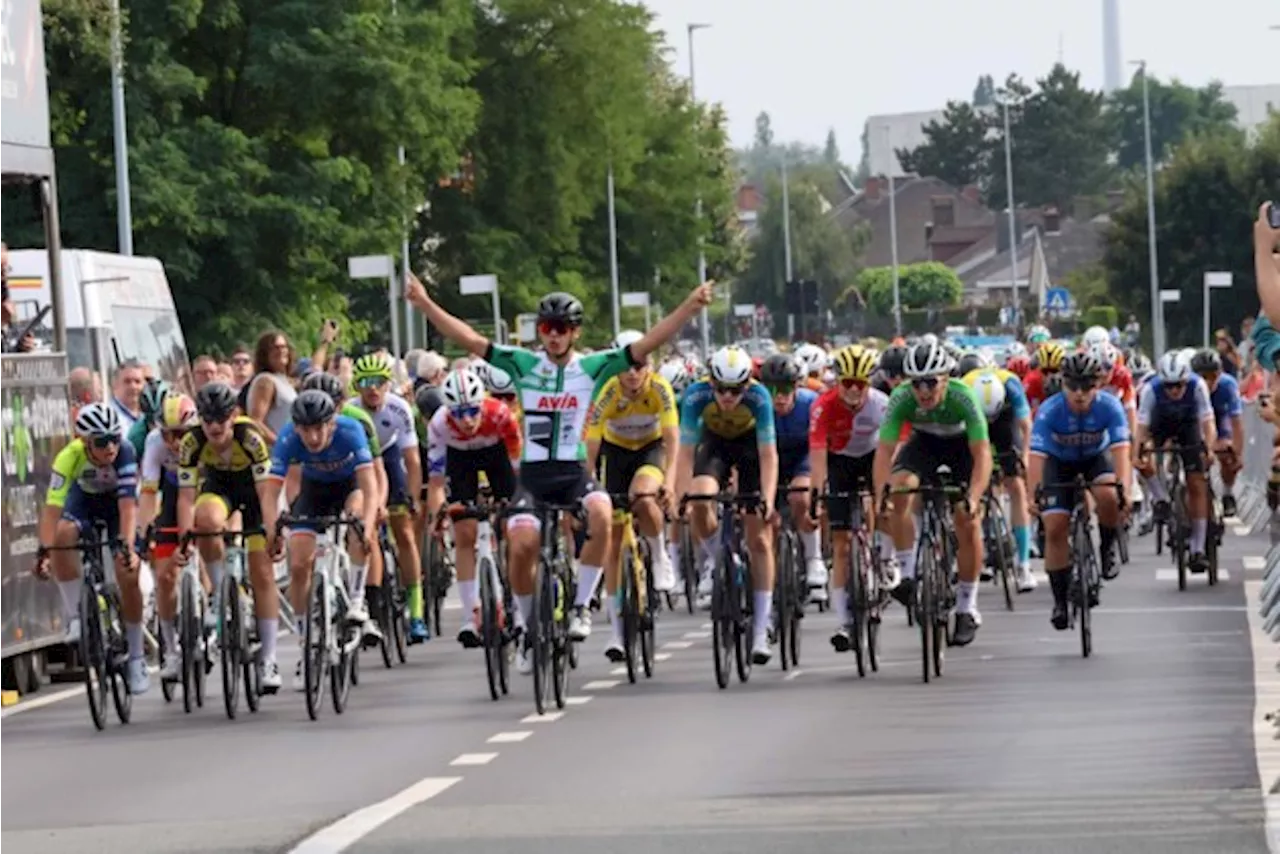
[586,375,678,451]
[177,416,272,487]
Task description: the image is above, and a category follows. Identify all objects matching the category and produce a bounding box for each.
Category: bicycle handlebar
[679,492,765,517]
[274,513,366,540]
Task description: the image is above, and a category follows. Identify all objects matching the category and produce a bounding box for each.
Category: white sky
[641,0,1279,155]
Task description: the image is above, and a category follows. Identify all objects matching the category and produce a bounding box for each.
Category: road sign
[621,292,649,308]
[1044,287,1070,311]
[348,255,393,279]
[459,274,497,296]
[1159,289,1181,303]
[733,303,755,317]
[1204,271,1233,288]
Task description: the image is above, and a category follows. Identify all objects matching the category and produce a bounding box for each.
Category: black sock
[1048,568,1071,605]
[366,584,383,614]
[1099,526,1116,561]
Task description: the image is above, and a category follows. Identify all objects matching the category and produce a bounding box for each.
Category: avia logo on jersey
[1051,430,1105,447]
[534,394,581,411]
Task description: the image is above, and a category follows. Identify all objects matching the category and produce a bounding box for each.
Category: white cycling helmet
[468,360,491,387]
[440,369,487,408]
[613,329,644,351]
[1157,350,1191,383]
[904,339,954,378]
[708,346,753,386]
[1082,325,1110,350]
[658,359,691,393]
[486,366,515,395]
[793,343,826,377]
[75,402,123,439]
[1004,341,1028,362]
[968,371,1007,419]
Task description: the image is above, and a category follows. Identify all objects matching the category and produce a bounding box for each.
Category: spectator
[110,359,147,428]
[67,366,98,419]
[1215,329,1241,377]
[1254,202,1280,327]
[229,345,253,391]
[415,351,447,388]
[192,354,218,389]
[1,242,37,353]
[216,361,235,384]
[1240,316,1256,375]
[1124,314,1141,348]
[245,329,298,444]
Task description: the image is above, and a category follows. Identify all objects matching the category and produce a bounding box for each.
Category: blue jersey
[678,380,776,446]
[1030,391,1131,462]
[774,388,818,455]
[1003,374,1032,421]
[269,416,374,483]
[1208,373,1242,437]
[1136,375,1212,428]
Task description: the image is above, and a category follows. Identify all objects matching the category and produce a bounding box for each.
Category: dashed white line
[1155,568,1230,582]
[1236,525,1254,537]
[700,622,713,629]
[581,679,620,691]
[443,601,462,611]
[609,666,627,676]
[564,696,593,706]
[487,731,532,743]
[662,640,694,650]
[286,776,461,854]
[1245,556,1266,571]
[654,653,672,661]
[520,711,564,723]
[682,631,711,639]
[450,753,498,766]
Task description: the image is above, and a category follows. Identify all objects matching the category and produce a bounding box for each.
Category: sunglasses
[713,383,746,397]
[90,435,120,449]
[839,378,868,390]
[910,377,941,391]
[1064,377,1098,392]
[1164,381,1186,391]
[161,428,187,441]
[355,376,387,389]
[231,356,251,365]
[537,320,577,336]
[766,383,796,396]
[450,405,481,419]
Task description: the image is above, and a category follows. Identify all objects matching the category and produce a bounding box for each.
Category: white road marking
[682,631,711,639]
[662,640,694,650]
[0,684,83,718]
[286,776,461,854]
[1243,580,1280,852]
[1246,556,1267,571]
[443,601,462,611]
[609,666,627,676]
[1155,568,1230,582]
[654,653,672,661]
[450,753,498,766]
[564,696,592,706]
[520,711,564,723]
[700,622,713,629]
[487,731,532,743]
[1236,525,1254,537]
[581,680,620,691]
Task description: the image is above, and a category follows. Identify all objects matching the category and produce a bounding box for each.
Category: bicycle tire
[1073,514,1093,659]
[786,531,803,668]
[681,523,697,614]
[917,539,934,684]
[498,583,512,696]
[531,566,552,716]
[621,544,639,684]
[865,540,881,674]
[479,555,501,701]
[79,582,109,730]
[712,561,731,690]
[385,546,408,665]
[331,619,352,715]
[775,531,793,672]
[104,586,133,724]
[180,572,200,714]
[243,603,262,714]
[848,534,867,678]
[157,607,174,704]
[733,559,752,684]
[1207,495,1220,586]
[303,572,328,721]
[641,544,655,679]
[987,499,1015,612]
[220,573,242,720]
[378,571,395,670]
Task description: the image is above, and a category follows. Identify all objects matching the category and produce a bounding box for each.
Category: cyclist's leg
[50,487,93,639]
[689,437,728,601]
[1088,452,1122,576]
[1039,455,1076,629]
[783,448,824,596]
[826,453,864,647]
[571,467,614,638]
[446,448,483,641]
[945,438,983,642]
[887,434,930,597]
[230,477,278,676]
[736,441,775,658]
[597,442,631,657]
[629,441,670,591]
[152,482,183,675]
[285,481,323,646]
[386,445,423,634]
[1177,421,1210,561]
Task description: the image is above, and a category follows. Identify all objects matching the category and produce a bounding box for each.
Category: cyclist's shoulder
[682,379,714,405]
[53,438,88,469]
[795,386,819,407]
[742,381,772,409]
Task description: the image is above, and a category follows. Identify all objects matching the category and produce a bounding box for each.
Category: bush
[1082,305,1119,329]
[861,263,964,315]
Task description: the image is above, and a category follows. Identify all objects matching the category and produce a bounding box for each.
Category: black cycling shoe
[1100,548,1119,581]
[1051,601,1070,631]
[891,577,915,609]
[830,628,852,653]
[1190,552,1209,574]
[951,612,980,647]
[1223,494,1238,518]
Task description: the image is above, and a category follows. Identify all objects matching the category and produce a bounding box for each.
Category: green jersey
[127,417,151,461]
[341,403,383,457]
[485,344,634,463]
[879,379,989,442]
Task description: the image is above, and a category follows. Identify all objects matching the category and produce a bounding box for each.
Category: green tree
[754,111,775,150]
[860,262,963,315]
[896,100,989,188]
[972,74,996,108]
[1108,74,1240,171]
[1061,262,1109,310]
[823,128,842,167]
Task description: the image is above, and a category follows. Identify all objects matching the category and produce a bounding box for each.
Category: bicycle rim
[220,574,241,720]
[734,567,752,683]
[480,558,501,701]
[1078,558,1093,659]
[848,538,866,677]
[621,546,638,684]
[331,622,351,715]
[917,543,933,684]
[79,583,108,730]
[641,555,655,679]
[304,574,327,721]
[775,534,792,671]
[180,573,199,714]
[992,509,1015,611]
[712,570,731,689]
[681,526,697,614]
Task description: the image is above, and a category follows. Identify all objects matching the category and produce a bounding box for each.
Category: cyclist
[1023,341,1065,411]
[137,394,198,682]
[34,403,143,689]
[264,390,379,690]
[676,345,778,663]
[811,344,893,652]
[794,343,827,393]
[352,353,429,644]
[870,344,908,396]
[126,378,169,462]
[1135,351,1217,573]
[585,330,679,660]
[425,369,521,647]
[659,358,693,396]
[873,338,991,647]
[757,353,825,599]
[174,383,283,690]
[1027,351,1130,627]
[404,270,712,673]
[961,357,1036,592]
[1191,349,1244,518]
[1081,325,1111,352]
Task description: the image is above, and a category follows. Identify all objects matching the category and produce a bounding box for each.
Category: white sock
[645,533,666,563]
[206,559,225,594]
[606,595,621,639]
[57,580,80,622]
[125,622,144,658]
[896,549,917,580]
[698,536,717,565]
[515,594,533,630]
[258,617,278,661]
[876,531,895,562]
[831,586,849,624]
[752,591,772,637]
[1191,519,1207,553]
[458,578,478,615]
[956,580,978,615]
[160,619,176,653]
[349,563,367,603]
[575,565,601,607]
[800,528,822,561]
[1145,475,1168,503]
[667,543,682,576]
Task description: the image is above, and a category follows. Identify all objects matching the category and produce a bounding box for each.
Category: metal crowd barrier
[1239,402,1280,732]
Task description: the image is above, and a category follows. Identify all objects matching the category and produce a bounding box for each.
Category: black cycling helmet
[879,345,908,379]
[1043,372,1064,397]
[1190,348,1222,375]
[536,292,585,327]
[957,352,986,377]
[291,389,337,427]
[759,354,801,386]
[415,383,446,420]
[302,370,346,405]
[1061,350,1104,382]
[195,382,237,422]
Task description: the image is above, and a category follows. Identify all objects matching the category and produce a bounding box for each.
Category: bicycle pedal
[260,684,280,696]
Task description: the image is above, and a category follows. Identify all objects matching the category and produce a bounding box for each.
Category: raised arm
[404,271,490,358]
[631,282,714,362]
[1255,203,1280,325]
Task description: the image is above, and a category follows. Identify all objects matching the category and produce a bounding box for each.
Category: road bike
[772,486,809,671]
[609,492,659,683]
[526,502,583,715]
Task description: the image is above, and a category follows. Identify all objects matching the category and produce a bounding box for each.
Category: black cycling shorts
[693,433,760,496]
[1039,452,1115,515]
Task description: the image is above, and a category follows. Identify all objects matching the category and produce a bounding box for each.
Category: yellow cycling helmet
[834,345,879,382]
[1037,341,1065,372]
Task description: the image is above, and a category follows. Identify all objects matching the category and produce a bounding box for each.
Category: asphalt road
[2,525,1275,854]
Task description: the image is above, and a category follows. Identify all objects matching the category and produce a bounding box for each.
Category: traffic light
[785,279,820,315]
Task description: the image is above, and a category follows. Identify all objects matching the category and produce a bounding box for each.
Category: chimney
[961,184,982,204]
[1073,195,1094,221]
[930,196,955,228]
[863,177,882,200]
[1043,206,1061,235]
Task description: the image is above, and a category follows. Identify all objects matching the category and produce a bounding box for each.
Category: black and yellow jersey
[177,416,271,487]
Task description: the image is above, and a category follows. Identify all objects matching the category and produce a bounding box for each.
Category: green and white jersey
[878,379,989,441]
[485,344,634,463]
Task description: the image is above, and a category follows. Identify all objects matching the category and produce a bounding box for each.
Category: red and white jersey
[425,398,521,476]
[809,386,890,458]
[1101,363,1136,411]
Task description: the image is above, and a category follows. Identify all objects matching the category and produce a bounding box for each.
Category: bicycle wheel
[180,571,200,714]
[331,618,352,715]
[531,568,552,715]
[1207,494,1220,586]
[303,572,328,721]
[621,543,640,684]
[498,581,512,696]
[479,555,501,701]
[158,610,174,704]
[219,573,242,720]
[79,582,109,730]
[786,531,803,668]
[733,559,752,684]
[104,587,133,724]
[552,566,570,708]
[243,596,262,713]
[774,532,793,672]
[711,561,731,690]
[681,522,697,614]
[384,547,408,665]
[1073,517,1093,659]
[378,570,396,670]
[931,550,947,679]
[640,544,656,679]
[848,534,867,678]
[865,541,881,674]
[916,541,934,684]
[987,502,1014,612]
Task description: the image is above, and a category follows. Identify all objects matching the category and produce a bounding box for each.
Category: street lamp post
[688,22,711,357]
[882,126,901,336]
[999,97,1021,330]
[109,0,133,255]
[1132,59,1163,355]
[607,161,621,338]
[781,155,795,338]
